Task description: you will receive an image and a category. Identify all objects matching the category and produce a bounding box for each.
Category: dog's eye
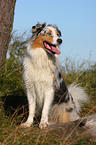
[57,33,60,37]
[47,32,52,36]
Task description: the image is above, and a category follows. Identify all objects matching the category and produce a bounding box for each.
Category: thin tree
[0,0,16,72]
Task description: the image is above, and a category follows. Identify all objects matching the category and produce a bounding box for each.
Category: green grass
[0,59,96,144]
[0,33,96,144]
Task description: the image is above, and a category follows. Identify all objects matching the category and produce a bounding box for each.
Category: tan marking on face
[56,30,60,36]
[32,30,53,49]
[46,30,53,35]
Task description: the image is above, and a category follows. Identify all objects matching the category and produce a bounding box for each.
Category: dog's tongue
[44,42,61,55]
[51,45,61,55]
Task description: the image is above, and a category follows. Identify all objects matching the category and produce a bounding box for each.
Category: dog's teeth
[45,43,51,50]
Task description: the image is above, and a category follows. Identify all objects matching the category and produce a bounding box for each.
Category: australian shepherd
[22,23,88,129]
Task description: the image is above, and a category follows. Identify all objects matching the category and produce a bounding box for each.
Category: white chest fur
[23,45,58,106]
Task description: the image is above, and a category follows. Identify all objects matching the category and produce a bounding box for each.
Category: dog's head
[31,23,62,55]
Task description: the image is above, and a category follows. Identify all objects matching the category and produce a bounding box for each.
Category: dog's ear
[53,24,62,37]
[31,23,46,41]
[32,23,46,34]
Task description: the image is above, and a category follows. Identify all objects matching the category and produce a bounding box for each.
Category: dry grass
[0,33,96,144]
[0,59,96,144]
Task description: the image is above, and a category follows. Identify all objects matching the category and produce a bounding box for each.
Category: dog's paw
[20,121,32,128]
[39,121,49,129]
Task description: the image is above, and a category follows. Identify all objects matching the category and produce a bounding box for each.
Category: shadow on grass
[1,89,42,126]
[1,89,28,123]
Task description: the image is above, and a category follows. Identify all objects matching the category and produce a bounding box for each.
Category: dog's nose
[57,38,62,45]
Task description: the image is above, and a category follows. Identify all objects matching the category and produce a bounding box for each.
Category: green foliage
[0,32,27,96]
[8,31,27,60]
[0,32,96,144]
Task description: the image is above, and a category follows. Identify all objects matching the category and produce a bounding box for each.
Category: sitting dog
[22,23,88,129]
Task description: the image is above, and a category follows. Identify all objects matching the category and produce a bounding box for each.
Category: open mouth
[43,41,61,55]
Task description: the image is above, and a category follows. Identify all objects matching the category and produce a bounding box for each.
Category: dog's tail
[49,83,88,124]
[68,83,88,114]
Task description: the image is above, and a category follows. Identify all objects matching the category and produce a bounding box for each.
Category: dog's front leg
[39,88,53,129]
[21,90,36,127]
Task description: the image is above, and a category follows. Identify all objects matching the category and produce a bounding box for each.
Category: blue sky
[13,0,96,66]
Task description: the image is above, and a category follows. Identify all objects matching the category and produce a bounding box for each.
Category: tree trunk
[0,0,16,72]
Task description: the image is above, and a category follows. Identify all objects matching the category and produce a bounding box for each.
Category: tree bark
[0,0,16,72]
